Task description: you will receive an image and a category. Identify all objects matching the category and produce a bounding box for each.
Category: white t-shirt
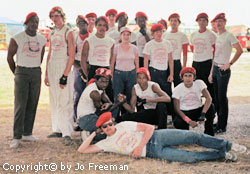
[13,31,46,67]
[77,83,103,118]
[106,25,118,35]
[172,80,206,111]
[134,81,159,109]
[163,31,189,60]
[143,39,173,70]
[74,31,88,61]
[108,30,137,44]
[96,121,146,157]
[190,29,217,62]
[135,28,152,57]
[214,31,239,65]
[87,35,114,66]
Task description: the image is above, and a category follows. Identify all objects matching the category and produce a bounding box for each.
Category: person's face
[50,13,64,26]
[118,15,128,28]
[87,17,96,26]
[120,31,131,42]
[96,77,109,90]
[211,22,217,32]
[96,20,108,34]
[107,14,116,24]
[136,17,147,28]
[77,19,88,33]
[101,120,115,136]
[26,16,39,32]
[197,18,208,29]
[215,19,226,31]
[182,73,194,87]
[170,18,180,29]
[153,30,163,40]
[137,73,148,87]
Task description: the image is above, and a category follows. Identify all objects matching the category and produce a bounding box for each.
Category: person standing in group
[105,9,118,35]
[208,13,243,134]
[211,18,218,34]
[44,7,75,146]
[73,15,89,121]
[81,16,115,101]
[190,13,217,105]
[110,27,139,117]
[135,12,151,67]
[85,12,97,36]
[163,13,189,87]
[7,12,46,148]
[158,19,168,38]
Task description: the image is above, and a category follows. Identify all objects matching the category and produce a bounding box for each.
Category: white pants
[48,59,74,137]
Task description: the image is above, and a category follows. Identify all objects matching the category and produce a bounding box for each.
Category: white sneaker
[10,139,21,149]
[81,131,90,141]
[225,152,238,162]
[22,135,38,141]
[231,143,247,154]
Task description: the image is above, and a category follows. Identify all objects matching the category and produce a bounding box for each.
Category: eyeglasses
[101,122,113,129]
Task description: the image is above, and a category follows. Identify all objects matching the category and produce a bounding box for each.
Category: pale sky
[1,0,250,26]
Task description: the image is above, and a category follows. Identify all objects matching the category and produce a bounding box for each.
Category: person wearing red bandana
[85,12,97,36]
[105,9,118,35]
[45,6,75,146]
[7,12,47,148]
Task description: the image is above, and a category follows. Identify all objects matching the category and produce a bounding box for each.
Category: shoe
[64,136,72,146]
[74,125,83,132]
[231,143,247,154]
[225,152,237,162]
[81,131,90,141]
[22,135,38,141]
[214,128,226,134]
[47,132,62,138]
[10,139,21,149]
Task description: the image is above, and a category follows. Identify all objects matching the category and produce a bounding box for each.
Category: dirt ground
[0,97,250,174]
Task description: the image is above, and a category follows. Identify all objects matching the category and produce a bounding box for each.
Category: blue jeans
[73,66,86,120]
[212,65,231,130]
[112,69,136,117]
[146,129,232,163]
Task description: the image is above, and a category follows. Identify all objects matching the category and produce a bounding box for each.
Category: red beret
[135,12,148,20]
[180,67,196,77]
[213,13,226,22]
[151,23,164,32]
[49,6,65,18]
[76,15,88,25]
[136,67,151,81]
[115,12,127,22]
[95,68,112,78]
[24,12,38,25]
[211,17,216,23]
[196,13,209,22]
[96,112,112,127]
[105,9,118,16]
[168,13,180,21]
[158,19,168,29]
[85,12,97,19]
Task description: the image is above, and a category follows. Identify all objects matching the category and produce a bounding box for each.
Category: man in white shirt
[208,13,243,134]
[85,12,97,35]
[7,12,46,148]
[173,67,215,136]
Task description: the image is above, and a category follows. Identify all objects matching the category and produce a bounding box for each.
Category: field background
[0,50,250,174]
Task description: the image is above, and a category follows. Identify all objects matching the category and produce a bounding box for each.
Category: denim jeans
[112,69,136,118]
[146,129,232,163]
[73,65,86,120]
[212,65,231,130]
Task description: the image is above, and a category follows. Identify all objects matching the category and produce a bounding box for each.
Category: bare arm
[146,84,171,103]
[109,45,114,65]
[110,49,116,76]
[44,40,52,86]
[78,132,103,154]
[63,31,75,76]
[182,43,188,67]
[81,41,89,77]
[201,88,212,113]
[121,87,137,113]
[168,53,174,82]
[143,54,149,69]
[7,38,18,74]
[90,90,102,113]
[135,52,139,70]
[40,46,45,64]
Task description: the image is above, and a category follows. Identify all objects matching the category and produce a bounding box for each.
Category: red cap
[95,68,112,78]
[158,19,168,29]
[105,9,118,16]
[136,67,151,81]
[135,12,148,20]
[96,112,112,127]
[213,13,226,22]
[168,13,180,21]
[180,67,196,77]
[151,23,164,32]
[211,17,216,23]
[196,13,209,22]
[85,12,97,19]
[115,12,127,22]
[24,12,38,24]
[76,15,88,25]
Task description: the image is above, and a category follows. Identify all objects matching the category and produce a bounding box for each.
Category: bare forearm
[122,102,135,113]
[183,55,187,67]
[78,132,96,153]
[147,96,170,103]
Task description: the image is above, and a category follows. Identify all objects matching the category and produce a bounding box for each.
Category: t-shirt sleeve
[12,33,20,46]
[118,121,138,132]
[197,80,207,91]
[209,32,217,45]
[228,33,239,45]
[182,33,189,45]
[172,86,180,99]
[142,42,150,55]
[95,139,109,151]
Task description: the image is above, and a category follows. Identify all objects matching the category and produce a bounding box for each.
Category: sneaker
[22,135,38,141]
[10,139,21,149]
[214,128,226,134]
[64,136,72,146]
[231,143,247,154]
[81,131,90,141]
[225,152,237,162]
[47,132,62,138]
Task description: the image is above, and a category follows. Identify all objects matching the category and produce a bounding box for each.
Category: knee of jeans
[173,117,188,129]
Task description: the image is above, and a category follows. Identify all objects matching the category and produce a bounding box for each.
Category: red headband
[24,12,38,24]
[136,67,151,81]
[96,112,112,127]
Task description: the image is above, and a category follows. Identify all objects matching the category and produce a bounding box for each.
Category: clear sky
[1,0,250,26]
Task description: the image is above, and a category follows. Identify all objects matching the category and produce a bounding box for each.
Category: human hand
[44,75,50,86]
[100,103,112,111]
[168,75,174,83]
[208,73,213,84]
[189,120,198,128]
[131,146,143,158]
[220,63,230,71]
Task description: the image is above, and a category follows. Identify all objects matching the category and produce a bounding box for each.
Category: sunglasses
[101,122,113,129]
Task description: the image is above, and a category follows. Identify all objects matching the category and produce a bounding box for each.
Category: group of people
[7,6,246,163]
